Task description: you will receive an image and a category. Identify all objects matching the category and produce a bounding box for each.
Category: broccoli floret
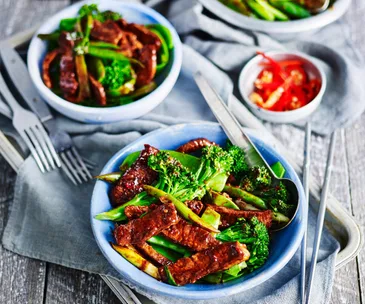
[216,217,269,272]
[239,166,272,191]
[268,199,296,218]
[78,4,100,17]
[101,60,132,90]
[254,182,288,202]
[148,151,205,201]
[226,143,249,179]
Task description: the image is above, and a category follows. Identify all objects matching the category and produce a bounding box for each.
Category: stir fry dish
[249,52,321,111]
[38,4,173,107]
[219,0,333,21]
[95,138,296,285]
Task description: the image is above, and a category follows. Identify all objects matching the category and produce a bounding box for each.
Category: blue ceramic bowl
[91,123,306,300]
[28,0,182,123]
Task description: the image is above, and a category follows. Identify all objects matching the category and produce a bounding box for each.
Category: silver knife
[0,41,54,124]
[0,95,12,119]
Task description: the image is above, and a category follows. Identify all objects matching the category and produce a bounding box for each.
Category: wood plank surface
[0,0,364,303]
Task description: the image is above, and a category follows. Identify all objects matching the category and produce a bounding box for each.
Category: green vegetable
[255,0,289,20]
[201,206,221,231]
[149,28,169,73]
[37,33,60,41]
[147,24,174,50]
[59,18,78,31]
[94,192,155,221]
[150,244,181,262]
[95,172,122,183]
[75,54,91,99]
[147,235,190,255]
[269,0,311,19]
[101,60,133,90]
[223,185,268,210]
[195,145,234,192]
[217,217,270,272]
[206,190,240,210]
[201,272,223,284]
[270,161,286,178]
[87,57,106,82]
[226,142,249,179]
[144,186,220,233]
[89,41,121,49]
[112,244,160,279]
[78,4,122,22]
[224,261,247,278]
[88,46,142,66]
[247,0,275,20]
[108,82,157,105]
[165,266,178,286]
[240,166,272,192]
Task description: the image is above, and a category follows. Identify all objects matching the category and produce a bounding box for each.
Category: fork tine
[65,149,88,182]
[18,130,45,173]
[37,124,62,167]
[59,159,78,186]
[60,152,83,184]
[72,147,93,179]
[82,157,97,168]
[32,125,56,170]
[25,128,51,172]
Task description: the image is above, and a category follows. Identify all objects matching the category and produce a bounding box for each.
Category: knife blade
[194,71,267,168]
[0,95,12,119]
[0,41,53,123]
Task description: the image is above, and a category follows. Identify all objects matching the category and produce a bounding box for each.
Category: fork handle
[0,72,23,113]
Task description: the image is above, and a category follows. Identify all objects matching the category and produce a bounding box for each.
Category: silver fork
[0,72,60,173]
[0,42,93,185]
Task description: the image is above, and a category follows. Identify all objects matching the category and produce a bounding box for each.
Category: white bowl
[238,51,326,124]
[199,0,352,41]
[27,0,183,124]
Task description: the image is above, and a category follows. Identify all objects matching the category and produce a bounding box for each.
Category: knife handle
[0,42,53,122]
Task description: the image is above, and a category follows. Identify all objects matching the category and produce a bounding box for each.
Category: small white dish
[27,0,183,124]
[239,51,326,124]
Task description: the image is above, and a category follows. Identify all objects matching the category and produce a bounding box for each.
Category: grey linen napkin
[1,0,352,303]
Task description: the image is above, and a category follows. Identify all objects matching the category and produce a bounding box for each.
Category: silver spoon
[194,72,300,231]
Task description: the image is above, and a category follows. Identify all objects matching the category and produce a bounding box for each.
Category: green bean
[94,172,122,183]
[246,0,275,20]
[223,185,268,209]
[255,0,289,21]
[146,24,174,50]
[149,28,169,73]
[147,235,190,255]
[37,33,60,41]
[89,41,121,49]
[88,46,143,67]
[269,0,311,19]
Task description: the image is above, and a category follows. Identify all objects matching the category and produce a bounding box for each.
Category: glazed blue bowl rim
[91,122,306,300]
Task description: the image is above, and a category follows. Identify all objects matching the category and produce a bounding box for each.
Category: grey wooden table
[0,0,364,303]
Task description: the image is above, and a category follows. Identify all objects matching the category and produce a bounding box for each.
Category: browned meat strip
[123,23,161,50]
[159,242,250,285]
[208,205,272,228]
[114,203,179,246]
[185,200,204,216]
[135,45,157,87]
[124,205,150,220]
[176,138,218,154]
[59,54,78,97]
[118,30,143,57]
[135,243,170,266]
[110,144,159,207]
[91,20,123,45]
[58,31,75,54]
[161,219,221,251]
[42,49,59,88]
[89,74,106,106]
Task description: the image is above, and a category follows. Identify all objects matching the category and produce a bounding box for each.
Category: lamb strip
[135,45,157,87]
[161,218,221,252]
[135,242,170,266]
[42,49,59,89]
[185,200,204,216]
[118,30,143,57]
[110,144,159,207]
[208,205,272,228]
[58,32,79,97]
[122,23,161,50]
[176,138,218,154]
[159,242,250,285]
[89,74,106,106]
[90,20,123,45]
[114,203,179,246]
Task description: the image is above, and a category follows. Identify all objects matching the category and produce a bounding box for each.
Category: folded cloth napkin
[2,0,358,302]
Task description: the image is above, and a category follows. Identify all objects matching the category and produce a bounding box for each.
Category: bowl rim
[238,50,327,119]
[27,0,183,115]
[199,0,352,34]
[90,122,306,300]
